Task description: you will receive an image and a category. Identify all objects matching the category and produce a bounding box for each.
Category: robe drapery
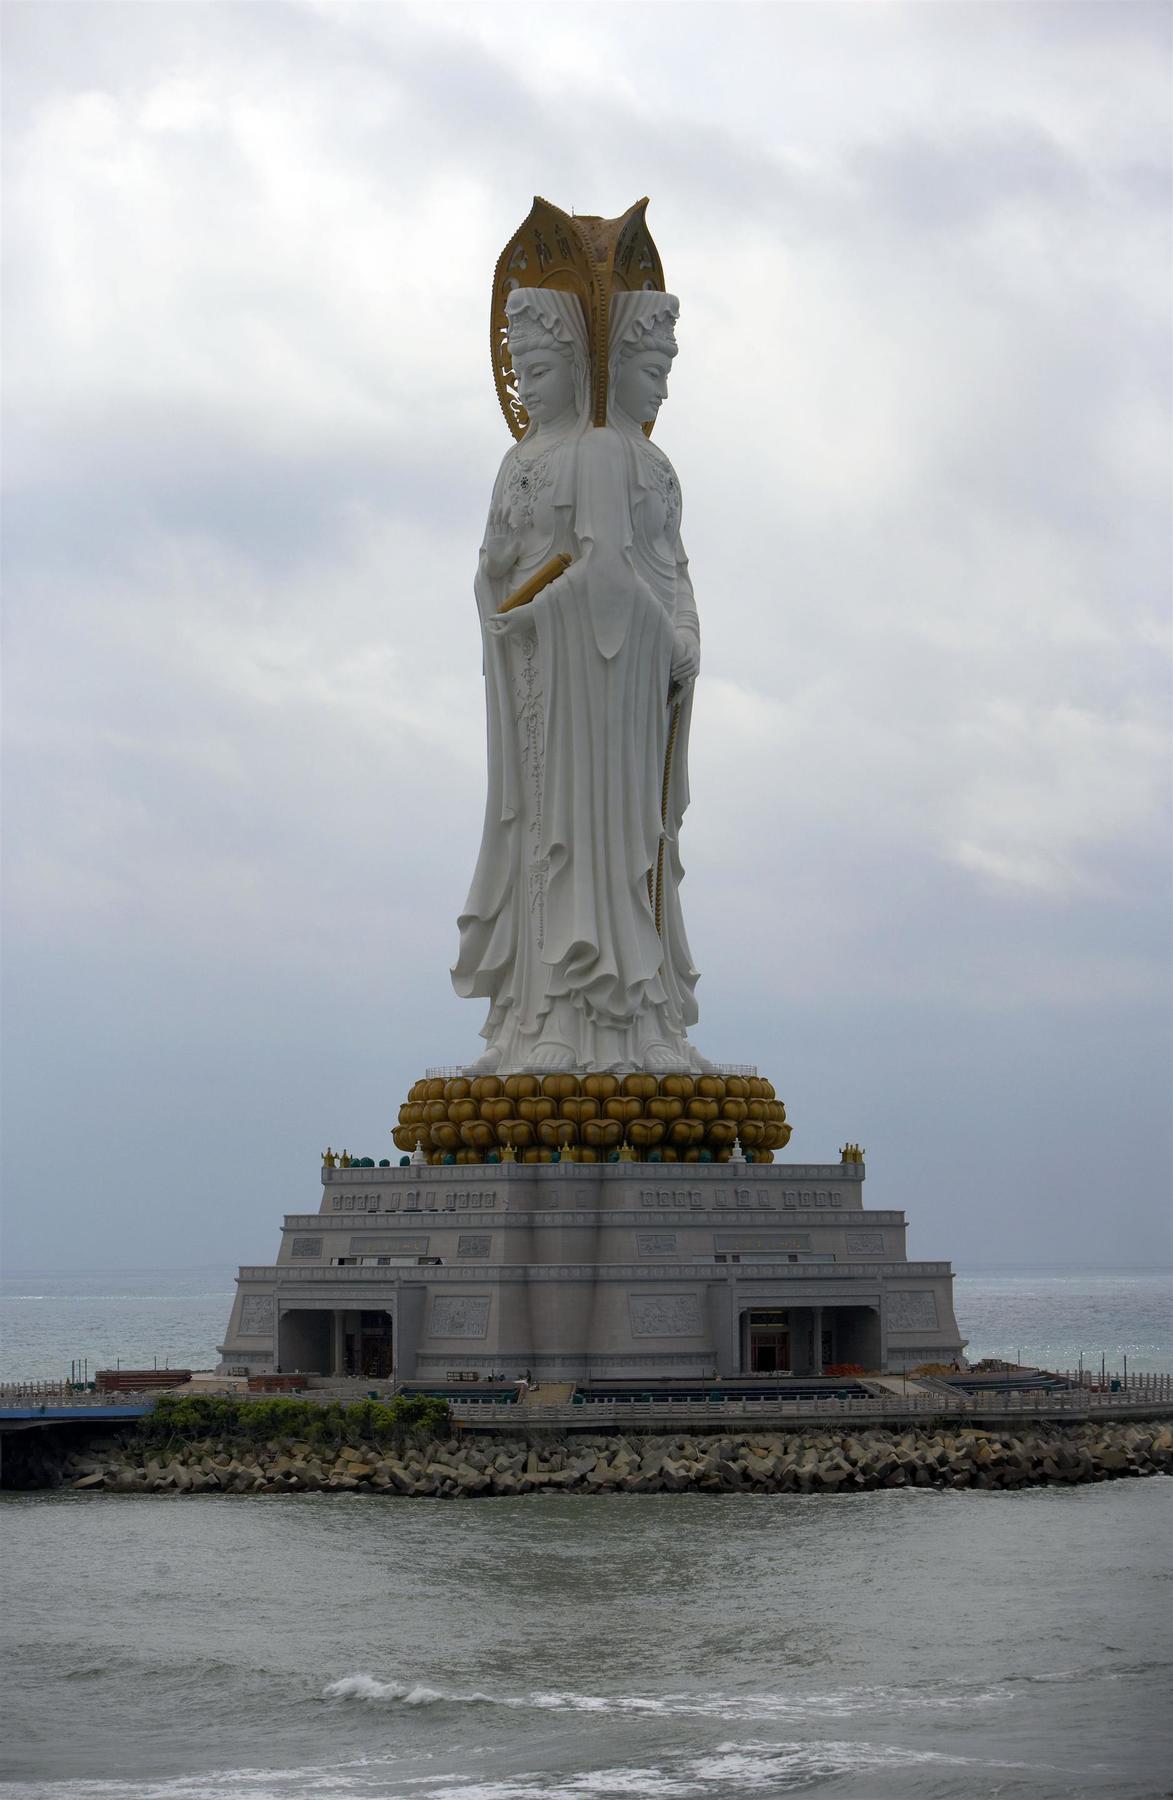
[452,289,702,1073]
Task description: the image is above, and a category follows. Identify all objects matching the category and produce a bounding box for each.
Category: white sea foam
[0,1748,395,1800]
[324,1674,450,1706]
[0,1733,1088,1800]
[424,1738,1054,1800]
[322,1671,1010,1723]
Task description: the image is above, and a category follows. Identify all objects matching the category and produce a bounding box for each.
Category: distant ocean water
[1,1267,1170,1380]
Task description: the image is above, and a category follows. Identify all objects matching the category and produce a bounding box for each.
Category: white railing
[448,1387,1173,1427]
[1052,1369,1172,1398]
[423,1063,762,1080]
[236,1259,954,1282]
[4,1370,1170,1422]
[0,1383,157,1409]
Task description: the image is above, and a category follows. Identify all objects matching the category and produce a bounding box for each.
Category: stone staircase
[864,1375,951,1401]
[520,1381,575,1407]
[301,1376,395,1400]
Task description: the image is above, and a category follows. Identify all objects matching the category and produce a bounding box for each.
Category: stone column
[332,1311,345,1377]
[811,1306,824,1376]
[709,1277,739,1378]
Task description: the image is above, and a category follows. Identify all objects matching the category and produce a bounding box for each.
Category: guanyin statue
[452,198,710,1076]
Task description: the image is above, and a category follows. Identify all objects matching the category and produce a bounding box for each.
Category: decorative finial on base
[730,1136,746,1164]
[410,1136,428,1167]
[840,1142,865,1164]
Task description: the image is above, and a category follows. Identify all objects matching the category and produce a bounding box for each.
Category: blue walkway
[0,1405,153,1423]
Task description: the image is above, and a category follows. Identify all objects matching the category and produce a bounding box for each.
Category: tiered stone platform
[217,1151,966,1383]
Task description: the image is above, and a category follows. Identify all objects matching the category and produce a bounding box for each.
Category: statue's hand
[483,504,519,580]
[671,629,700,687]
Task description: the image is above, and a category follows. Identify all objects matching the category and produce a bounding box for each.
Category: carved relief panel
[430,1296,491,1339]
[629,1294,703,1337]
[240,1295,275,1335]
[887,1290,938,1331]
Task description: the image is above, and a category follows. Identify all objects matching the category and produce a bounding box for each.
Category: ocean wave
[0,1755,382,1799]
[0,1736,1097,1800]
[324,1675,452,1706]
[422,1737,1052,1800]
[322,1672,1011,1723]
[1003,1657,1173,1687]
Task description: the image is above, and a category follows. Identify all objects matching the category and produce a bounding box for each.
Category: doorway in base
[747,1309,790,1375]
[357,1309,393,1380]
[278,1309,332,1375]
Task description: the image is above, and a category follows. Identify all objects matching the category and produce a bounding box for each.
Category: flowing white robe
[452,417,701,1072]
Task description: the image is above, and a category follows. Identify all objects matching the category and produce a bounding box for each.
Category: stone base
[388,1069,791,1164]
[218,1154,967,1381]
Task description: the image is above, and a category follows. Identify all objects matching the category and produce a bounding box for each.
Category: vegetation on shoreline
[135,1391,450,1451]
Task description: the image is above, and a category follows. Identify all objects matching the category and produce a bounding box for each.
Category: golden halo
[490,195,666,440]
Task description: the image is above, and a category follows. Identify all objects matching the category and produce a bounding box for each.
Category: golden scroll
[497,553,572,614]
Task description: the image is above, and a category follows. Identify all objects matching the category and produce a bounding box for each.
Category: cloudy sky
[3,0,1170,1277]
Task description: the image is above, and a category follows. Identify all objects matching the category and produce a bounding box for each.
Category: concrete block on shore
[7,1415,1170,1500]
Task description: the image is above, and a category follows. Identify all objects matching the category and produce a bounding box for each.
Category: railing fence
[3,1369,1170,1419]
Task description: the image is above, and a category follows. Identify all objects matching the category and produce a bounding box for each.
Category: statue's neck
[527,412,580,449]
[609,404,655,438]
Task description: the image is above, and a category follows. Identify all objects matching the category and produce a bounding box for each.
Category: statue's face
[614,349,672,426]
[512,347,577,427]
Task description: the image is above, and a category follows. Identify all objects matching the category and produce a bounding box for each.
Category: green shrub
[137,1391,450,1452]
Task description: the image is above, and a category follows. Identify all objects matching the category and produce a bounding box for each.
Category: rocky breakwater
[53,1420,1173,1496]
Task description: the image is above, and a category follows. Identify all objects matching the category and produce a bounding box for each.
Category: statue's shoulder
[487,440,522,496]
[640,436,676,472]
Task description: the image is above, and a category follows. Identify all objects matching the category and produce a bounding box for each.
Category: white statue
[452,270,708,1075]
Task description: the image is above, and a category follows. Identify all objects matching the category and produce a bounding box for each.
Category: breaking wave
[412,1739,1058,1800]
[324,1674,451,1706]
[322,1672,1012,1722]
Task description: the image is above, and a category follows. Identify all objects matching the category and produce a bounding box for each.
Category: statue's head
[608,292,679,430]
[505,289,591,432]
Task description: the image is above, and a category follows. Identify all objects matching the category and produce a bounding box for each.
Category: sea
[1,1269,1171,1799]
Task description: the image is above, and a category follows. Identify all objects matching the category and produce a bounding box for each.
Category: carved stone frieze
[636,1232,678,1256]
[887,1290,939,1331]
[715,1233,811,1253]
[239,1295,275,1335]
[430,1295,491,1339]
[629,1294,703,1337]
[349,1235,429,1255]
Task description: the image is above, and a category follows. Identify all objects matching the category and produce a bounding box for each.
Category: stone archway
[277,1309,332,1375]
[356,1309,394,1380]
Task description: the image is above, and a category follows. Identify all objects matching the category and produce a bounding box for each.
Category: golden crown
[491,195,666,438]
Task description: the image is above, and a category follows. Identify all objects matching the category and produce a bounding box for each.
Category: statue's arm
[474,451,518,621]
[672,538,701,687]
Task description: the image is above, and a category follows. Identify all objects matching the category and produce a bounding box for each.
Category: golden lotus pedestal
[392,1071,791,1165]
